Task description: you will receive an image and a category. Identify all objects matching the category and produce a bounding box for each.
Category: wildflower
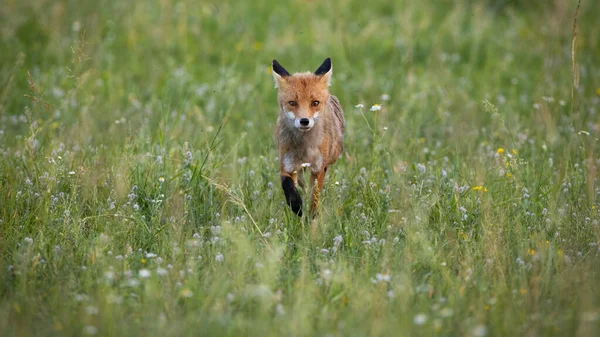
[472,186,487,192]
[512,149,518,155]
[520,288,528,295]
[381,94,390,101]
[275,303,285,316]
[215,253,224,263]
[354,103,364,108]
[527,249,535,255]
[127,278,140,287]
[156,267,167,276]
[333,235,343,248]
[141,258,147,264]
[413,313,428,325]
[416,163,426,174]
[24,237,33,244]
[83,326,98,335]
[301,162,311,168]
[472,325,488,337]
[85,306,99,315]
[596,88,600,96]
[375,273,391,283]
[139,269,151,278]
[497,148,505,154]
[158,177,165,183]
[370,104,382,111]
[180,289,193,298]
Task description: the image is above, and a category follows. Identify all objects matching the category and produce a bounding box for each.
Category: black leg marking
[282,176,303,217]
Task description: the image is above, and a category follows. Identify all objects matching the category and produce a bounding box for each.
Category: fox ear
[272,59,290,88]
[314,57,332,86]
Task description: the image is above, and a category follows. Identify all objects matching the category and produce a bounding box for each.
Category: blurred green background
[1,0,599,336]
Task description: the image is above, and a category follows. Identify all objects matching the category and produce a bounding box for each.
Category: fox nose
[299,118,310,126]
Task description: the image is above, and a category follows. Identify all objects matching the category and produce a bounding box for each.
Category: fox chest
[282,148,323,174]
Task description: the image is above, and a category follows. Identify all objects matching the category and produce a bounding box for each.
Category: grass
[1,0,600,336]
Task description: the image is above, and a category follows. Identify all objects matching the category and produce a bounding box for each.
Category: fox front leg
[281,172,303,217]
[309,167,326,215]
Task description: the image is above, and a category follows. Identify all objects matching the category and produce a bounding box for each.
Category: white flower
[276,303,285,316]
[156,267,167,276]
[472,325,488,337]
[126,278,140,287]
[375,273,391,283]
[24,237,33,244]
[83,325,98,335]
[354,103,364,108]
[370,104,382,111]
[85,306,99,315]
[413,313,428,325]
[139,269,151,278]
[381,94,390,101]
[145,252,157,258]
[301,162,311,168]
[215,253,224,263]
[416,163,426,174]
[104,271,115,280]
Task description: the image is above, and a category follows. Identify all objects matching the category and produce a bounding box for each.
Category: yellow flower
[141,258,147,264]
[484,305,490,311]
[460,232,467,239]
[472,186,488,192]
[520,288,528,295]
[505,161,509,167]
[506,173,513,178]
[527,248,535,255]
[497,148,505,154]
[180,288,193,298]
[596,88,600,96]
[252,41,262,51]
[512,149,518,155]
[159,177,165,183]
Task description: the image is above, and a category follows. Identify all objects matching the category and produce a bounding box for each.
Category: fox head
[272,58,332,132]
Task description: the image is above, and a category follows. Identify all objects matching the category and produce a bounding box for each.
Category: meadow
[1,0,599,336]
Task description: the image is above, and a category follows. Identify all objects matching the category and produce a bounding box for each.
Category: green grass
[1,0,600,336]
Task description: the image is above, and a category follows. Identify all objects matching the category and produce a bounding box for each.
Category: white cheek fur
[286,111,295,120]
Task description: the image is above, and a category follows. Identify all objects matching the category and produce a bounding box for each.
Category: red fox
[271,58,345,216]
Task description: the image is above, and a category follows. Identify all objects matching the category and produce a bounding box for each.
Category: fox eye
[312,100,320,107]
[288,101,296,106]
